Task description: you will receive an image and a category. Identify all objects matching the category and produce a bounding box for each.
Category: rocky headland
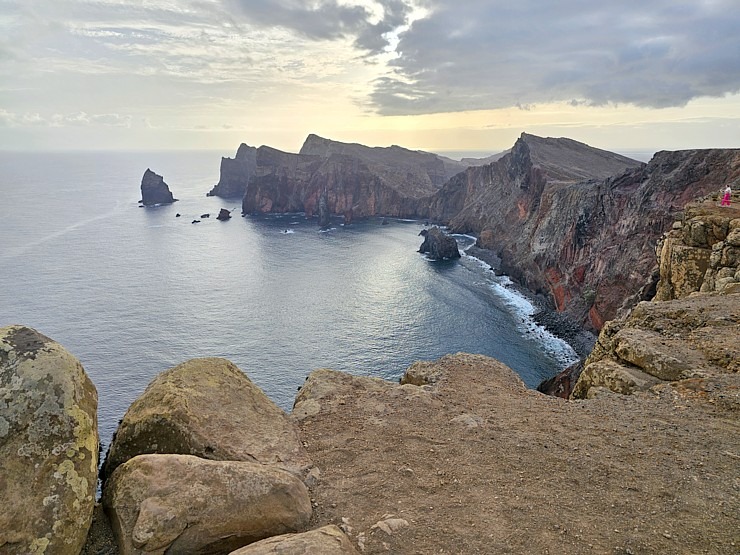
[208,143,258,199]
[139,169,176,206]
[425,136,740,332]
[232,132,739,337]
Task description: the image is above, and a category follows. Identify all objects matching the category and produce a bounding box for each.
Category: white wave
[462,250,579,367]
[318,227,337,233]
[279,229,295,234]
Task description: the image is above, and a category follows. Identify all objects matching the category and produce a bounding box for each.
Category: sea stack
[418,227,461,260]
[216,208,232,221]
[140,168,176,206]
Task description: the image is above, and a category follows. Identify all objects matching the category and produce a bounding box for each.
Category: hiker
[720,185,732,206]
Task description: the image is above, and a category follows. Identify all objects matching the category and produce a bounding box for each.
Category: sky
[1,0,739,155]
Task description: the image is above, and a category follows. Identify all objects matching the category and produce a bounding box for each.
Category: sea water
[0,150,577,450]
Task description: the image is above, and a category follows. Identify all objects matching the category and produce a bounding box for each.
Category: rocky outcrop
[229,525,359,555]
[0,325,98,554]
[571,201,740,399]
[417,227,461,260]
[208,143,258,198]
[571,292,739,399]
[655,201,740,299]
[139,169,176,206]
[103,454,311,555]
[100,357,311,484]
[216,208,232,221]
[426,136,739,330]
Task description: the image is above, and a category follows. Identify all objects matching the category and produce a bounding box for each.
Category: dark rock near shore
[418,227,461,260]
[216,208,232,221]
[139,168,176,206]
[318,189,330,228]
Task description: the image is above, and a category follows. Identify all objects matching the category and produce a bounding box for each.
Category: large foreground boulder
[103,454,311,555]
[101,357,311,483]
[229,525,359,554]
[0,325,98,554]
[139,169,176,206]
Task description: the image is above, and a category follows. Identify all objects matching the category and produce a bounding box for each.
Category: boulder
[228,525,359,554]
[417,227,461,260]
[0,325,98,554]
[101,357,311,484]
[216,208,232,221]
[103,454,311,555]
[139,169,176,206]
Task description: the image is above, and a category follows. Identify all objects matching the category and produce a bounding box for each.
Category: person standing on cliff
[720,185,732,206]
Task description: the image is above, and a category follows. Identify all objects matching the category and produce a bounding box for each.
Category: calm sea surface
[0,150,577,450]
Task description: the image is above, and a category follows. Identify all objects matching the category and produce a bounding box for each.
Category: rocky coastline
[3,138,739,554]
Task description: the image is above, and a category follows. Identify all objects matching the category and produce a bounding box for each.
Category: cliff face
[208,143,257,199]
[571,200,739,399]
[242,140,440,219]
[428,136,740,330]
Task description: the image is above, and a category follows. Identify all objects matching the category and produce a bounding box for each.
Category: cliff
[242,143,434,220]
[427,135,740,330]
[208,143,257,199]
[572,199,739,399]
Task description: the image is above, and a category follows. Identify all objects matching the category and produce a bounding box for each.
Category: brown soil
[295,354,739,555]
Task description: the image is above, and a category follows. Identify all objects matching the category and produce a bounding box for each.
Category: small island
[139,168,177,206]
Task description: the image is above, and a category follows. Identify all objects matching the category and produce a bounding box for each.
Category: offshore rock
[228,525,359,555]
[103,454,311,555]
[139,169,176,206]
[429,135,739,330]
[100,357,311,484]
[418,227,461,260]
[0,325,98,554]
[208,143,257,198]
[216,208,232,221]
[317,189,330,229]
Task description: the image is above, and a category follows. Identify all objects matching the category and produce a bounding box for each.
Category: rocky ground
[294,353,739,555]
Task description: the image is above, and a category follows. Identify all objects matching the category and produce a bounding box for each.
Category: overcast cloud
[0,0,738,150]
[369,0,740,114]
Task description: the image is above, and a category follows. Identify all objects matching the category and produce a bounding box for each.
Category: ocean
[0,150,577,451]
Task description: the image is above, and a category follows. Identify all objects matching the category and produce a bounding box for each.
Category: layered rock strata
[0,325,98,554]
[242,135,462,220]
[655,201,740,299]
[431,137,739,330]
[208,143,257,199]
[139,169,176,206]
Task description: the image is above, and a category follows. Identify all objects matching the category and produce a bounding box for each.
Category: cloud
[226,0,412,54]
[0,110,132,128]
[369,0,740,114]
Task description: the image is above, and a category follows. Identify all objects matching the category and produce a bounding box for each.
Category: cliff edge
[294,353,738,554]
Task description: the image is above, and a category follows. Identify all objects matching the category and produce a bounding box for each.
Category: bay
[0,150,577,451]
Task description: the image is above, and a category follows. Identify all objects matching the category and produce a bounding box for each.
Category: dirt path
[295,354,739,554]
